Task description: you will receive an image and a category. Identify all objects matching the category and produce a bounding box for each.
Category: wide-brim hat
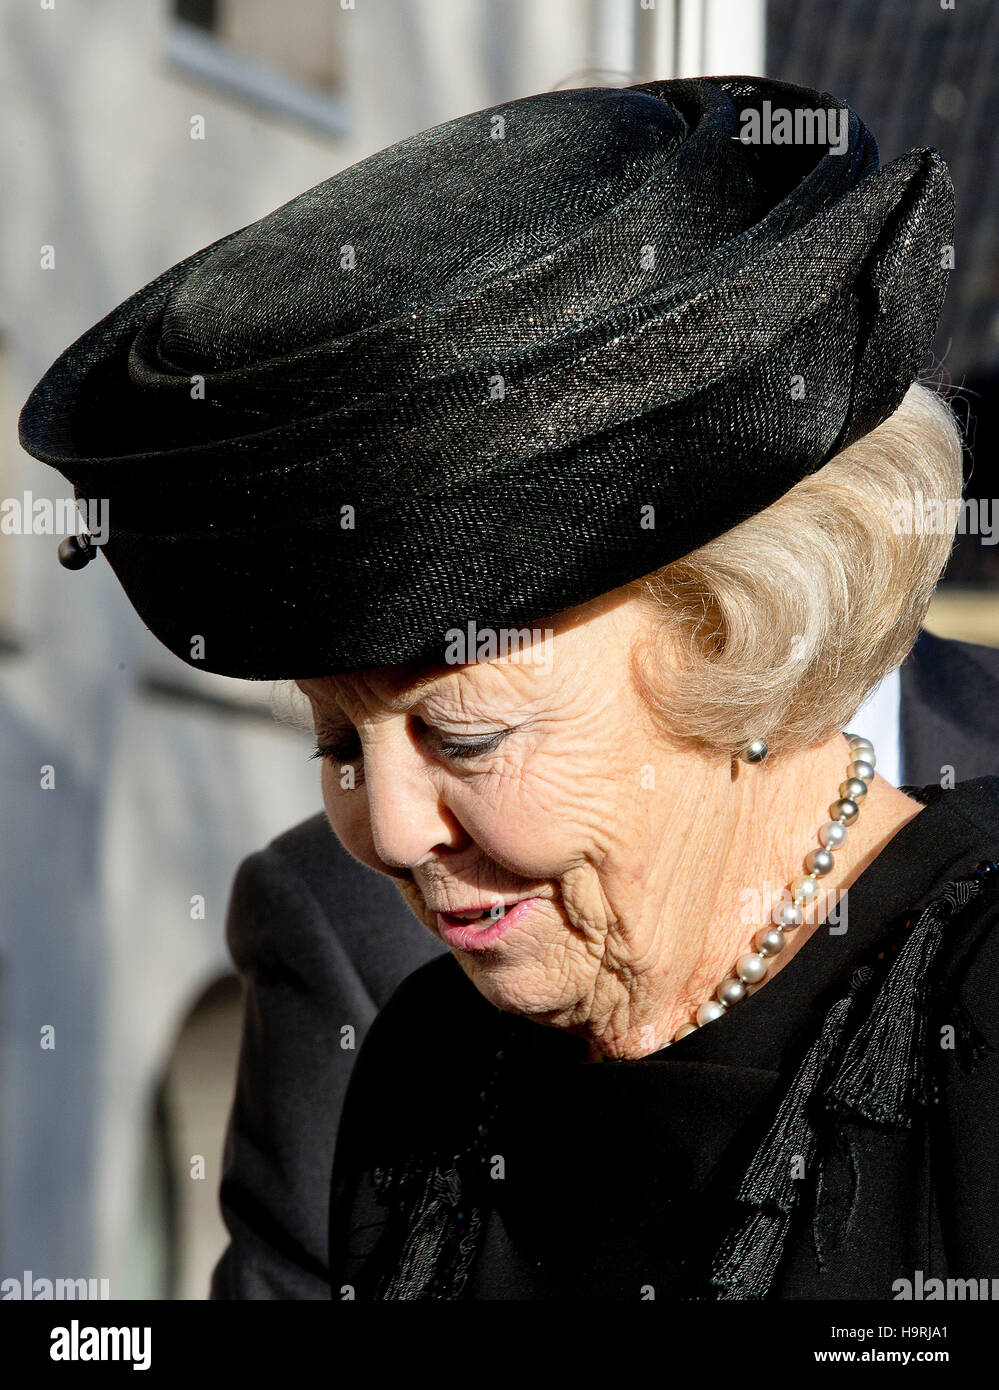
[18,75,954,680]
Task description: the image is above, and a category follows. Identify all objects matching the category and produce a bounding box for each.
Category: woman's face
[298,587,732,1046]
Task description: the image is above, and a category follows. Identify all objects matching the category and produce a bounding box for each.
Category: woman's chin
[452,949,582,1026]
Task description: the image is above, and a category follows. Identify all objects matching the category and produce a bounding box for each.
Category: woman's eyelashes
[310,732,361,764]
[435,730,509,760]
[310,725,511,767]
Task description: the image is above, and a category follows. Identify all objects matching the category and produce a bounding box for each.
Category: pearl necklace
[670,732,877,1043]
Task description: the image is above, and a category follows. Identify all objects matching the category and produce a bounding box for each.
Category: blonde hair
[630,382,966,761]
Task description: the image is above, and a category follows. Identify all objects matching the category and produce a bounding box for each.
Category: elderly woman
[20,75,999,1302]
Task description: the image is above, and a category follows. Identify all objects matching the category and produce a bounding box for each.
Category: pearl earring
[740,737,768,763]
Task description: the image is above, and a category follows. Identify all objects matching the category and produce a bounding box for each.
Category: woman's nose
[362,737,471,869]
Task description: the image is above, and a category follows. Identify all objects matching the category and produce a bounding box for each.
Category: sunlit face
[297,585,736,1050]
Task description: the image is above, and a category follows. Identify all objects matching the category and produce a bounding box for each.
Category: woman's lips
[435,898,537,951]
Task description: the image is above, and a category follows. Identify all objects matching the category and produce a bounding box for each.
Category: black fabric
[328,776,999,1300]
[899,628,999,786]
[18,76,952,679]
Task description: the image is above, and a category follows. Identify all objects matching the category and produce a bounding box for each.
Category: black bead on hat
[18,75,954,679]
[56,533,99,570]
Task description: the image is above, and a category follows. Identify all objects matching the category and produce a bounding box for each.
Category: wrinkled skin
[297,585,924,1060]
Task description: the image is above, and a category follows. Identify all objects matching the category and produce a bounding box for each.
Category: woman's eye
[310,727,510,765]
[437,731,508,760]
[311,733,362,764]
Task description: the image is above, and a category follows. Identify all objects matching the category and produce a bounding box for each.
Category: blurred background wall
[0,0,994,1300]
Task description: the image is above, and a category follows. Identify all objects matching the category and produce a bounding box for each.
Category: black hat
[18,75,954,680]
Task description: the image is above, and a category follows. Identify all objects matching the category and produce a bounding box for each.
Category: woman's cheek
[460,791,579,880]
[320,764,380,870]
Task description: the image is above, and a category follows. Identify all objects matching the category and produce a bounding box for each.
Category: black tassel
[824,878,984,1126]
[369,1158,485,1300]
[706,870,995,1300]
[708,991,859,1299]
[708,1209,787,1298]
[810,1123,861,1268]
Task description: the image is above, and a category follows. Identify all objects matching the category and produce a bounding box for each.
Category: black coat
[210,629,999,1299]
